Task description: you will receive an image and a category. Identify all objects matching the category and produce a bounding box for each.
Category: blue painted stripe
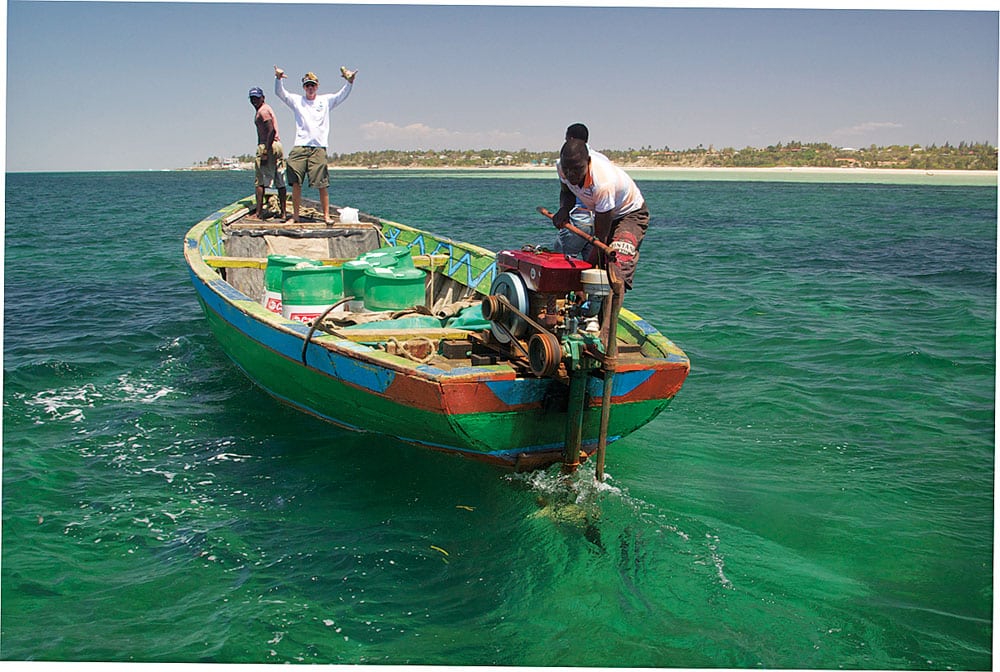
[208,277,252,303]
[192,270,399,395]
[586,369,656,397]
[633,319,660,335]
[482,378,553,407]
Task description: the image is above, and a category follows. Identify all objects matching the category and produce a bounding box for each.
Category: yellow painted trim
[203,254,450,270]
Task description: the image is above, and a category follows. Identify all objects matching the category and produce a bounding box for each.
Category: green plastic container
[281,265,344,323]
[263,255,322,313]
[361,246,414,269]
[363,267,427,312]
[341,259,372,311]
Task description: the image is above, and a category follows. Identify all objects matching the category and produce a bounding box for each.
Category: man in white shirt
[553,138,650,290]
[273,66,356,223]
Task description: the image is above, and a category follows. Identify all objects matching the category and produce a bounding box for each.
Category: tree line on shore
[198,141,998,171]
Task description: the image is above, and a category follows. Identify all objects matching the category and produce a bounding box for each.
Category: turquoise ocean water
[2,170,995,667]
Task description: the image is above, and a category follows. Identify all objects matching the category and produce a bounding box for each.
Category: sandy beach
[329,163,997,186]
[627,165,997,177]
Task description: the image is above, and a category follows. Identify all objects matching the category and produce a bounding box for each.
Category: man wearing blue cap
[249,87,287,220]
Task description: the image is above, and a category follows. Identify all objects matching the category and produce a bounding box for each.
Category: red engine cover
[497,249,592,293]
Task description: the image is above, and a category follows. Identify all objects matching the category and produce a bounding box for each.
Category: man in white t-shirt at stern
[552,137,650,290]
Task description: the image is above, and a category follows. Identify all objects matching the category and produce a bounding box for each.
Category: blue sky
[4,1,998,171]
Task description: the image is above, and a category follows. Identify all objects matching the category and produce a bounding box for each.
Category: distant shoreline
[9,166,995,187]
[187,162,996,178]
[328,164,997,177]
[172,162,1000,186]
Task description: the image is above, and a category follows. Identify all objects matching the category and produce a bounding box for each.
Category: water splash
[505,462,736,590]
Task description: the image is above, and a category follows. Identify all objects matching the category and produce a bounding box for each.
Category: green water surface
[2,171,994,668]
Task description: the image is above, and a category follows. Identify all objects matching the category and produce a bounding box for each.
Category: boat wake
[504,463,735,592]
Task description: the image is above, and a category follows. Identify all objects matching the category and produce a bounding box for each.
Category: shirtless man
[248,87,287,220]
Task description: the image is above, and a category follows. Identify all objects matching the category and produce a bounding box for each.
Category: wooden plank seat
[203,254,450,270]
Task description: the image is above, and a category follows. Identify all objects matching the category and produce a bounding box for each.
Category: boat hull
[185,198,689,469]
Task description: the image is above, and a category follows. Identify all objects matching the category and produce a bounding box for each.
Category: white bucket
[339,207,360,224]
[580,268,611,296]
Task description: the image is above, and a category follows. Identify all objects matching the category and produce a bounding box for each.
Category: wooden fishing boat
[184,195,690,471]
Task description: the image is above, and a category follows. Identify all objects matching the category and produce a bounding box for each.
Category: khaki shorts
[255,141,286,189]
[286,145,330,189]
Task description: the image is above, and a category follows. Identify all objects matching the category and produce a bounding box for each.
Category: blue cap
[248,87,264,98]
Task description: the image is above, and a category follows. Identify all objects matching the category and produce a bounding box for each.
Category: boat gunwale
[184,197,688,381]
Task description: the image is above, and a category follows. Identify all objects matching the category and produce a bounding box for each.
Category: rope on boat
[259,196,323,221]
[371,222,391,246]
[301,297,355,366]
[265,194,283,215]
[385,337,437,364]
